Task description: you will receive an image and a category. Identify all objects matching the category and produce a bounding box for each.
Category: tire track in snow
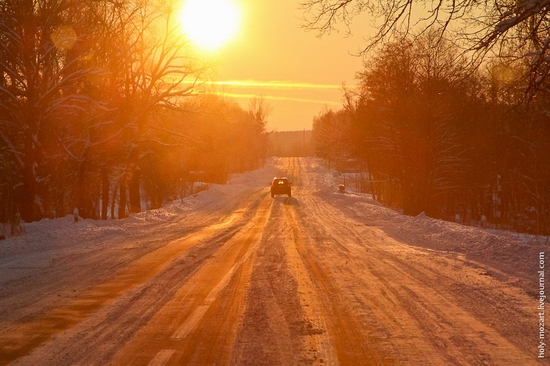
[0,192,263,366]
[283,156,394,365]
[110,193,272,365]
[290,157,536,365]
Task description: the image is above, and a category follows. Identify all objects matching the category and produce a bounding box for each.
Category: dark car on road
[270,177,291,197]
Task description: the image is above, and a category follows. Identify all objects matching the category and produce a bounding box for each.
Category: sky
[194,0,372,131]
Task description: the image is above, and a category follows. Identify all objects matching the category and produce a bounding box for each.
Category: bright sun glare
[179,0,241,52]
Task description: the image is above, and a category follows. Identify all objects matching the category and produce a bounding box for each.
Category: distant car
[271,177,291,197]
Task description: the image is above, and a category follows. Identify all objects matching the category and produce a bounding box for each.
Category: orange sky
[204,0,371,131]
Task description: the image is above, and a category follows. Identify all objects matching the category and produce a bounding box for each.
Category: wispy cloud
[214,91,342,105]
[207,80,349,90]
[178,79,352,107]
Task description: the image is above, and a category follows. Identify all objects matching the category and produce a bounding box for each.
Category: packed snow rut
[0,157,543,365]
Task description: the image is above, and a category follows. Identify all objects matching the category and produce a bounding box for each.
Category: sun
[179,0,241,52]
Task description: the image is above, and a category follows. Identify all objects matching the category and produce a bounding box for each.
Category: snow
[0,157,543,364]
[1,157,544,284]
[309,159,546,282]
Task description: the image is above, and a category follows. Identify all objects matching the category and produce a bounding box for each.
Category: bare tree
[347,34,486,215]
[312,108,351,170]
[248,96,273,127]
[0,0,100,222]
[99,0,201,217]
[0,0,204,222]
[300,0,550,94]
[246,96,271,167]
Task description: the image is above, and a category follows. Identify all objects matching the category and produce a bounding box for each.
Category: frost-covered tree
[318,30,550,232]
[0,0,200,222]
[0,0,270,227]
[0,0,100,222]
[72,0,200,219]
[340,34,485,216]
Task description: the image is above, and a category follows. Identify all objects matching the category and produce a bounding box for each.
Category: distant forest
[0,0,269,226]
[269,130,313,157]
[313,34,550,235]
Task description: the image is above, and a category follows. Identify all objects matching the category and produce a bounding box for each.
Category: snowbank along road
[0,157,545,365]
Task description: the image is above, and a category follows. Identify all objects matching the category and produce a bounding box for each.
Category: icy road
[0,157,544,365]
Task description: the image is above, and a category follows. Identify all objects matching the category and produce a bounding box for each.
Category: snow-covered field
[311,159,542,284]
[0,157,545,365]
[326,186,546,286]
[0,161,277,260]
[3,158,543,280]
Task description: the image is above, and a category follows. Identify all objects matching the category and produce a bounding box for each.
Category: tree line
[0,0,268,227]
[313,33,550,234]
[269,130,313,157]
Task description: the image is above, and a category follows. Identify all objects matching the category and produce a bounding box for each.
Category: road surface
[0,157,541,365]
